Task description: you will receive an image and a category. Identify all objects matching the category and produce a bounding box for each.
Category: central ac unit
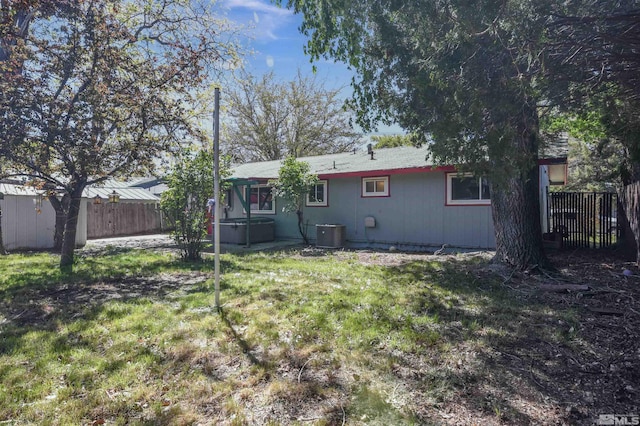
[316,224,346,248]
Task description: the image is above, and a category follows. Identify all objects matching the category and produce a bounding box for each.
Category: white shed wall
[1,195,87,250]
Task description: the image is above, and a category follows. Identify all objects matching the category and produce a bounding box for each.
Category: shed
[0,183,87,251]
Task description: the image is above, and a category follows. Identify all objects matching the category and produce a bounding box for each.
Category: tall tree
[370,134,416,149]
[541,109,626,192]
[1,0,68,254]
[0,1,66,63]
[224,70,361,162]
[282,0,556,269]
[1,1,72,156]
[544,1,640,261]
[544,1,640,179]
[0,0,239,270]
[546,1,640,104]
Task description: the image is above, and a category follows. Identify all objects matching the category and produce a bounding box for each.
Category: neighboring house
[227,145,567,250]
[539,135,571,235]
[0,182,87,251]
[124,176,168,198]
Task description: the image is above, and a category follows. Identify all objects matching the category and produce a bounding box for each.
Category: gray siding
[226,171,495,250]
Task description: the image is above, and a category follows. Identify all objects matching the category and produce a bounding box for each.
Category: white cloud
[255,14,281,40]
[223,0,295,42]
[266,55,274,67]
[225,0,292,17]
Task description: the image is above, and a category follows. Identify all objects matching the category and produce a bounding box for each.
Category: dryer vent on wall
[364,216,376,228]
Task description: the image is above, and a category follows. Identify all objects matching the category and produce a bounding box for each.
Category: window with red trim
[362,176,389,197]
[446,173,490,205]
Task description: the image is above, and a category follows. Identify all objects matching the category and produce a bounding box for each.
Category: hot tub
[217,217,275,244]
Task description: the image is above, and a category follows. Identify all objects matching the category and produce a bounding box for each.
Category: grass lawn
[0,247,637,425]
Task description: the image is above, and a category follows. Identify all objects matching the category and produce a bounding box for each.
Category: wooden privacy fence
[87,202,165,239]
[546,191,618,248]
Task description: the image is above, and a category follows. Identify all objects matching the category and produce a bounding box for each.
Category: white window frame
[249,184,275,214]
[446,173,491,206]
[362,176,389,197]
[306,180,328,207]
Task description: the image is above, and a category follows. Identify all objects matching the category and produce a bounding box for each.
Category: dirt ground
[527,249,640,424]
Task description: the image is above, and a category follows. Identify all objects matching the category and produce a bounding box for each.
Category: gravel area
[83,234,177,253]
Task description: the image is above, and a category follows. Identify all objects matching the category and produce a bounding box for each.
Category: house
[123,176,168,198]
[538,136,571,235]
[226,145,567,251]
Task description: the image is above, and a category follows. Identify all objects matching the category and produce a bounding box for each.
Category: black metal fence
[547,191,619,248]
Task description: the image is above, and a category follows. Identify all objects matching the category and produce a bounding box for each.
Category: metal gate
[546,191,619,248]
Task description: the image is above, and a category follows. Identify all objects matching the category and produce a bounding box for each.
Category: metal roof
[83,187,160,201]
[0,183,159,201]
[0,183,43,196]
[97,178,154,188]
[115,176,166,189]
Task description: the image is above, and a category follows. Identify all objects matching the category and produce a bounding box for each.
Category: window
[446,173,490,205]
[249,185,275,214]
[547,164,567,186]
[306,180,328,207]
[362,176,389,197]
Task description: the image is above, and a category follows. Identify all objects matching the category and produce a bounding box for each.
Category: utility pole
[213,87,221,310]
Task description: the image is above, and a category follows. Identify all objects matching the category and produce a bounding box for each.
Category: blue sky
[222,0,352,89]
[220,0,403,135]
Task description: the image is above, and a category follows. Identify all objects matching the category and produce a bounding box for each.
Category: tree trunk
[297,210,309,245]
[620,182,640,265]
[490,109,551,270]
[491,171,550,270]
[48,193,69,250]
[60,186,84,271]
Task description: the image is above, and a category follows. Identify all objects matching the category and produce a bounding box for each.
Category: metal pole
[213,88,221,310]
